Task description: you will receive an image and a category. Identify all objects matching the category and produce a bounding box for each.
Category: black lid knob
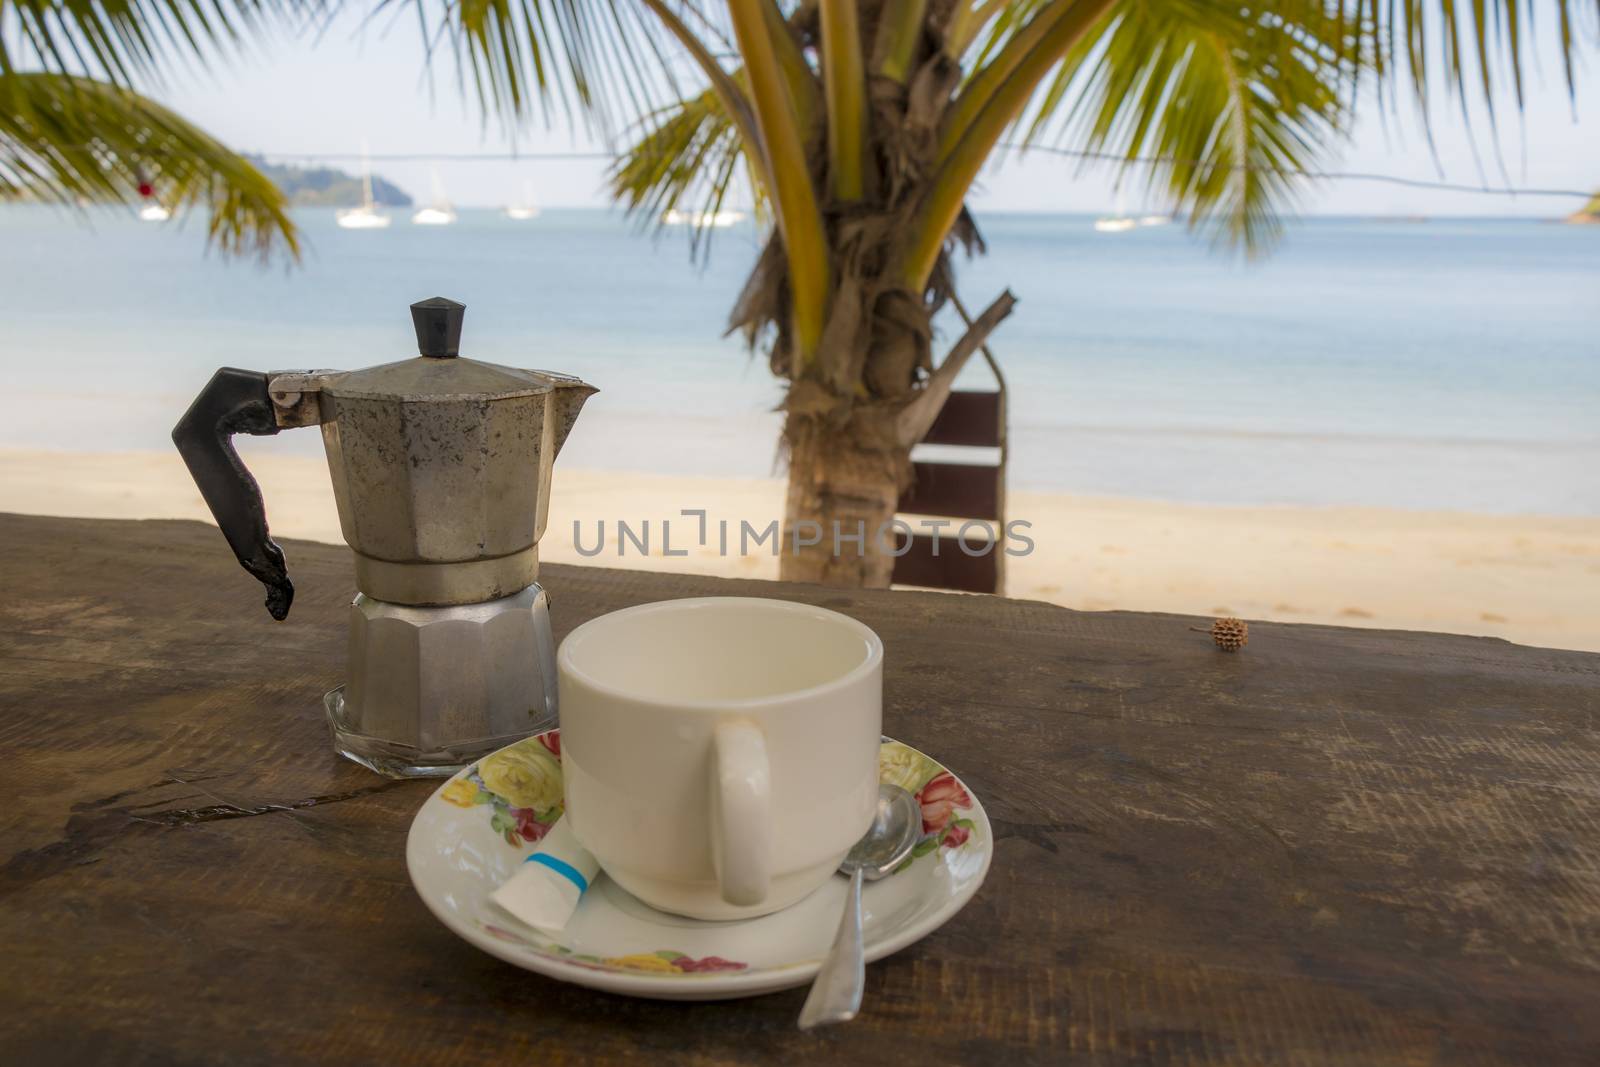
[410,297,465,358]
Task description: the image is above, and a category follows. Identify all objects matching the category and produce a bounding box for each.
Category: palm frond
[727,0,830,363]
[985,0,1598,252]
[0,73,297,261]
[941,0,1061,160]
[0,0,319,87]
[873,0,928,81]
[820,0,867,199]
[388,0,685,138]
[1018,0,1352,252]
[960,0,1056,74]
[609,88,754,254]
[909,0,1115,287]
[1361,0,1600,115]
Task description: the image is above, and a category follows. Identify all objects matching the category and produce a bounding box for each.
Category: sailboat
[504,182,540,221]
[412,169,458,226]
[662,207,747,228]
[1094,188,1136,232]
[137,203,171,223]
[336,145,392,230]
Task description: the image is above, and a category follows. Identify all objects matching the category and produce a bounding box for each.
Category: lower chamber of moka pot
[323,687,552,778]
[322,584,560,778]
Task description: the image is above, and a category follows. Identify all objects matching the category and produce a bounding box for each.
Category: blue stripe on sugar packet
[527,851,590,894]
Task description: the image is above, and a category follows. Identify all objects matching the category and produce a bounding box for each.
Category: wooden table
[3,512,1598,1065]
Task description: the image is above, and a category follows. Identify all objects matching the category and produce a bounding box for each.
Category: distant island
[246,156,413,207]
[1568,191,1600,224]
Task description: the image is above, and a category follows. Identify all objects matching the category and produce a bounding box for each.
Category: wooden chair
[891,301,1009,595]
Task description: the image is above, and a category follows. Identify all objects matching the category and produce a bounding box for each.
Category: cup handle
[710,718,772,906]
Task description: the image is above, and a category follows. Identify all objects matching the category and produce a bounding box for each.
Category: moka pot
[173,297,596,776]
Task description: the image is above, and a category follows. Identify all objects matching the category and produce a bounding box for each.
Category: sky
[154,8,1600,218]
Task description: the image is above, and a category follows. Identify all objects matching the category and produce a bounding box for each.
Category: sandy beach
[3,447,1596,653]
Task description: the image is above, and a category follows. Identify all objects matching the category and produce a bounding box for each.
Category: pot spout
[549,377,598,459]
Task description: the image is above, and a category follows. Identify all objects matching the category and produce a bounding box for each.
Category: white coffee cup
[557,597,883,920]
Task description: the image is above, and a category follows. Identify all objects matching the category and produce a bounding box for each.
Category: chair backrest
[891,358,1008,594]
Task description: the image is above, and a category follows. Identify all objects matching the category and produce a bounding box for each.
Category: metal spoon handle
[797,867,865,1030]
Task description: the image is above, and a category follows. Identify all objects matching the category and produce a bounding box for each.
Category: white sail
[505,181,540,220]
[662,208,747,228]
[1094,188,1135,233]
[337,142,392,229]
[412,168,458,226]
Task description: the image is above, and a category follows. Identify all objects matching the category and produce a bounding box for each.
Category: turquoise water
[1,206,1595,514]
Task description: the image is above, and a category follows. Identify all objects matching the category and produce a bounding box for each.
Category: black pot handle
[172,368,295,620]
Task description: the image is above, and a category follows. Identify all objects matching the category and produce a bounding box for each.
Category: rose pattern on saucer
[479,923,748,975]
[441,729,563,846]
[878,740,978,867]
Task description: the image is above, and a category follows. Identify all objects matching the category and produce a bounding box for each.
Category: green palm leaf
[1018,0,1352,251]
[1,0,675,262]
[2,0,316,259]
[0,0,318,86]
[608,88,754,252]
[1,73,297,260]
[392,0,685,135]
[983,0,1596,253]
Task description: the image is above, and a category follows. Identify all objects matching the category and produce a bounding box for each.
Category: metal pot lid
[325,297,589,402]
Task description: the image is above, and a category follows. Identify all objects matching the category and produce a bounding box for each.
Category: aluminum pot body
[302,359,593,606]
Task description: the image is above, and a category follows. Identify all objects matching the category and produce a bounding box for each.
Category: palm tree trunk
[779,406,911,587]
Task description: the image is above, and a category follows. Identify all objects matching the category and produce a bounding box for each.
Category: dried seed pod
[1191,617,1249,651]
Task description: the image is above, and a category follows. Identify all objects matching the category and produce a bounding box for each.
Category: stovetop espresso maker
[174,297,595,777]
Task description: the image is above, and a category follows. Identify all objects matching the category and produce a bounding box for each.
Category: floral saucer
[406,729,991,1000]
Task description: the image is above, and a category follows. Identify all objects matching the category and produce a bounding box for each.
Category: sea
[1,206,1595,515]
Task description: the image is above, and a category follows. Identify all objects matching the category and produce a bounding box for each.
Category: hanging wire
[996,143,1595,199]
[28,143,1595,198]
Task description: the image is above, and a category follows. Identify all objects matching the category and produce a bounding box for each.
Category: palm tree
[490,0,1598,586]
[1,2,300,258]
[5,1,1594,586]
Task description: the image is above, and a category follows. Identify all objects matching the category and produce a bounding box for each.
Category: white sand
[3,447,1597,653]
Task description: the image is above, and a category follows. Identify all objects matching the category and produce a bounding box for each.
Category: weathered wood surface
[2,512,1598,1066]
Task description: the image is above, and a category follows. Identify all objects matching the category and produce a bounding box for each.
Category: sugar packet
[490,816,600,934]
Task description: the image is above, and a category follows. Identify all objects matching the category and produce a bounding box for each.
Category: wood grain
[1,512,1597,1065]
